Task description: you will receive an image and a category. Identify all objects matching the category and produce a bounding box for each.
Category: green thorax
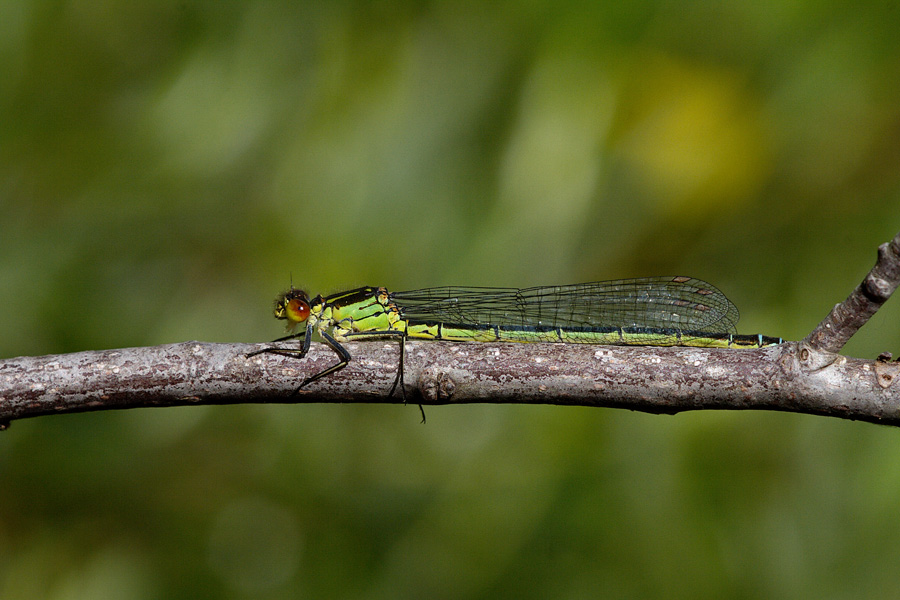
[312,287,402,337]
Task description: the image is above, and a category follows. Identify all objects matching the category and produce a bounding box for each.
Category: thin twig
[805,230,900,353]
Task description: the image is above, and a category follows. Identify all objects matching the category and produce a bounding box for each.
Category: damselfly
[249,277,783,399]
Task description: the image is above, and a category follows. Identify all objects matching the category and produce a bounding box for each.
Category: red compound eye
[287,297,311,323]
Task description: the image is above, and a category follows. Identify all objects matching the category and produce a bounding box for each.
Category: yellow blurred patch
[615,55,773,218]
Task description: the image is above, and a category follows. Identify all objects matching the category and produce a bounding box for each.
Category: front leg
[297,329,352,388]
[246,325,313,359]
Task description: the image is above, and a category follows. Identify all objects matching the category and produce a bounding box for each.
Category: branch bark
[2,231,900,429]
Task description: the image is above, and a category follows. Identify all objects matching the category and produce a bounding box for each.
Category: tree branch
[2,230,900,429]
[1,340,899,427]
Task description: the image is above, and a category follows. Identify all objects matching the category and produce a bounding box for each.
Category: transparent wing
[389,277,739,334]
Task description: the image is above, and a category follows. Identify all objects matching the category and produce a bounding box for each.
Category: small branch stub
[418,366,458,403]
[874,360,900,389]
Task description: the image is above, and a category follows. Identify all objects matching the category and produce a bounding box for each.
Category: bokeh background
[3,2,900,598]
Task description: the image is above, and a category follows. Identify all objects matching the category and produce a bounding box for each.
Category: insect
[249,277,783,418]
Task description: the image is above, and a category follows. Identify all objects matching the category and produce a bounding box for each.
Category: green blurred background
[3,1,900,598]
